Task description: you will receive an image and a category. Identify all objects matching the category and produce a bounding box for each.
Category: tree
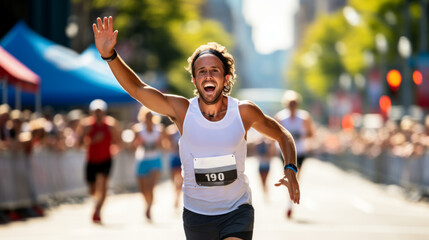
[82,0,232,97]
[287,0,422,102]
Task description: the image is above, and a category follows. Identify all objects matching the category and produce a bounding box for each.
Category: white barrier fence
[0,147,138,211]
[2,148,429,211]
[319,151,429,195]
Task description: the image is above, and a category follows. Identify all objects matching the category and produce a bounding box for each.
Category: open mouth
[203,83,216,94]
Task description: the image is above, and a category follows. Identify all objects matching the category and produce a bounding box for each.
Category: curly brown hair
[185,42,236,96]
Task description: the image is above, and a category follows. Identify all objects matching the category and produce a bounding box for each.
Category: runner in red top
[80,99,121,224]
[87,117,112,163]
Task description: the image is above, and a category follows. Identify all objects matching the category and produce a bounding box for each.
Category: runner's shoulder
[238,100,261,114]
[166,94,190,120]
[296,109,311,119]
[104,115,117,127]
[238,100,265,123]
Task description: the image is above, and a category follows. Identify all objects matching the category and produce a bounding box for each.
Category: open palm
[92,16,118,58]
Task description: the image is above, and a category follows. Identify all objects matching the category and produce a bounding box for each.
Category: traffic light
[379,95,391,113]
[386,69,401,91]
[413,70,423,85]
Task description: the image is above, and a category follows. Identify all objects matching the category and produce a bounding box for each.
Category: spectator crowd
[1,101,429,224]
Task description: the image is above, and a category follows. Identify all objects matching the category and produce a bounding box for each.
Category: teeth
[204,83,215,88]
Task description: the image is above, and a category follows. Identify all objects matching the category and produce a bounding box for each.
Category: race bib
[194,154,237,186]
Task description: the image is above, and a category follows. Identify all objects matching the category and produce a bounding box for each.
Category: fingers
[92,23,98,34]
[274,177,300,204]
[97,17,103,31]
[95,17,109,31]
[288,184,294,203]
[108,16,113,33]
[274,178,289,188]
[94,16,114,34]
[103,17,107,30]
[293,186,300,204]
[112,30,119,42]
[283,178,295,203]
[288,180,300,204]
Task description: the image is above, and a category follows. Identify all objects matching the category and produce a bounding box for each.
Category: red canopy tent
[0,46,40,110]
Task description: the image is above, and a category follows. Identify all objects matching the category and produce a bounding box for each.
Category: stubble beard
[197,85,224,105]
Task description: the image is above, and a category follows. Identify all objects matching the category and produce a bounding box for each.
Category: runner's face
[145,112,153,126]
[288,100,298,112]
[193,54,229,105]
[93,109,105,120]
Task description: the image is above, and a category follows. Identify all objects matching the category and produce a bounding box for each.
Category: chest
[89,124,110,137]
[182,115,245,156]
[139,129,160,143]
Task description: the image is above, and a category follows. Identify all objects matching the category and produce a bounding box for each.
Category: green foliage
[287,0,422,101]
[86,0,232,97]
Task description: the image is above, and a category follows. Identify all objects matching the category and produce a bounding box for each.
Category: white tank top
[179,96,251,215]
[276,109,307,155]
[135,124,162,161]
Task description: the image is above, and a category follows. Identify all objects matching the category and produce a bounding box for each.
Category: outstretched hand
[92,16,118,58]
[274,170,300,204]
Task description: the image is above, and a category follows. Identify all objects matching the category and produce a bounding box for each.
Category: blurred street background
[1,0,429,239]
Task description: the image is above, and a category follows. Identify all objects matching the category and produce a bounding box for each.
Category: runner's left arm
[239,101,300,204]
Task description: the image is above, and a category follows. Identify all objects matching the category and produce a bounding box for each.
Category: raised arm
[239,101,300,204]
[92,16,188,130]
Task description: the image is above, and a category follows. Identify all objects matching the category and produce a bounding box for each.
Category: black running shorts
[183,204,254,240]
[85,158,112,183]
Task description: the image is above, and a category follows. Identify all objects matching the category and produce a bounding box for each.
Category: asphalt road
[1,157,429,240]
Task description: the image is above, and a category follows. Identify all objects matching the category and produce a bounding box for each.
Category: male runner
[93,16,300,240]
[80,99,120,223]
[275,90,314,219]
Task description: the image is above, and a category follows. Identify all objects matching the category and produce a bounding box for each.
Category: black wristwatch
[284,163,298,173]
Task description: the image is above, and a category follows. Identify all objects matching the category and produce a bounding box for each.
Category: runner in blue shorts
[132,106,164,221]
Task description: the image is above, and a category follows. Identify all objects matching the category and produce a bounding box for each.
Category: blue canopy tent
[0,21,133,108]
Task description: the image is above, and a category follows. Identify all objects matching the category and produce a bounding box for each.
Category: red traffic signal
[379,95,391,113]
[413,70,423,85]
[386,69,401,90]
